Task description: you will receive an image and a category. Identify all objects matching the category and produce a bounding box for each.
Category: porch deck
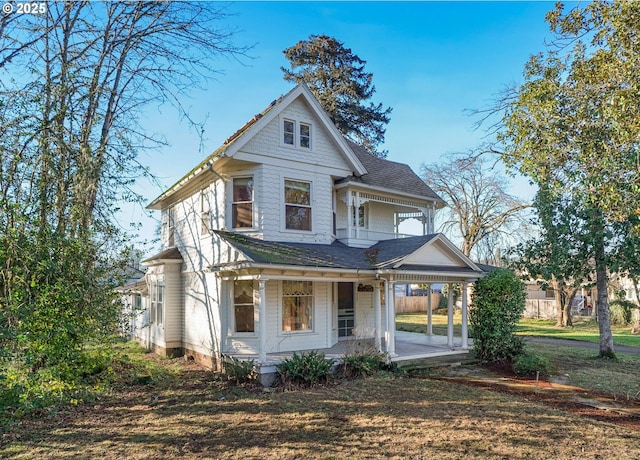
[229,331,471,367]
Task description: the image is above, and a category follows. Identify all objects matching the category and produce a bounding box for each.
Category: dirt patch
[428,361,640,432]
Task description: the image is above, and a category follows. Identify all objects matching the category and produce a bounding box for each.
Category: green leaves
[470,268,526,363]
[282,34,392,156]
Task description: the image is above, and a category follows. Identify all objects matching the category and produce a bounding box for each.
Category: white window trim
[231,280,257,337]
[283,178,313,233]
[280,280,315,335]
[200,189,211,237]
[150,280,164,328]
[230,175,255,231]
[280,116,313,150]
[167,206,175,247]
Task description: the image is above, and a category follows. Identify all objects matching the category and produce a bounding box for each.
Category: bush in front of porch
[470,268,526,363]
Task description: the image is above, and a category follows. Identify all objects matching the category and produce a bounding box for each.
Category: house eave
[147,156,231,210]
[334,181,445,208]
[210,261,373,277]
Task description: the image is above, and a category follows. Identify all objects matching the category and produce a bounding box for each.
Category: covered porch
[256,330,473,366]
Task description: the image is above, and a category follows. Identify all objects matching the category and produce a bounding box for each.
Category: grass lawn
[517,317,640,347]
[1,344,639,459]
[397,312,640,347]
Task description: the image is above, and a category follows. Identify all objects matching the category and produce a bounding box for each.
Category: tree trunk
[593,216,615,357]
[551,276,566,327]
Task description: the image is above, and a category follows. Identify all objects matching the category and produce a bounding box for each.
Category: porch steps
[399,354,479,374]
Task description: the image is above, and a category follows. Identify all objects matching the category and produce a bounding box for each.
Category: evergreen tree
[282,34,392,156]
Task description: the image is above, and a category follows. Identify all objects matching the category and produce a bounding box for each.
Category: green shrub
[609,300,635,326]
[512,351,551,377]
[276,351,335,387]
[340,349,391,379]
[470,268,526,363]
[223,356,256,384]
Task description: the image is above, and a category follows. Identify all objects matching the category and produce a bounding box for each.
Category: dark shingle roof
[214,231,481,274]
[336,140,444,203]
[215,231,370,269]
[142,247,183,263]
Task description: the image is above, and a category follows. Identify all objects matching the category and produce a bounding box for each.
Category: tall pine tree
[282,35,392,156]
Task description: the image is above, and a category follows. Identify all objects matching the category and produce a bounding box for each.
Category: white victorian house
[122,84,487,383]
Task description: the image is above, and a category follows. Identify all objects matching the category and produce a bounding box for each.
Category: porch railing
[336,228,416,241]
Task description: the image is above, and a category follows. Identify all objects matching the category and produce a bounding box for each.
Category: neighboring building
[125,84,486,383]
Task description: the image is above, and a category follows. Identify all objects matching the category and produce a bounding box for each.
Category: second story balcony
[335,189,438,248]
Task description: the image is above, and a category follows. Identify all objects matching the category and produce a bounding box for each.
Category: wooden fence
[395,293,442,313]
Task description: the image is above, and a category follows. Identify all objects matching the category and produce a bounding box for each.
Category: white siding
[262,280,332,353]
[257,164,335,243]
[183,271,223,358]
[240,98,353,174]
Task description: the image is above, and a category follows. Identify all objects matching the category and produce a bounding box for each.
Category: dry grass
[2,353,640,460]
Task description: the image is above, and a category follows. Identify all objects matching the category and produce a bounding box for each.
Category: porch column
[346,190,353,238]
[354,191,360,239]
[386,280,396,356]
[447,283,454,347]
[374,281,382,352]
[461,283,469,349]
[258,279,267,364]
[426,284,433,336]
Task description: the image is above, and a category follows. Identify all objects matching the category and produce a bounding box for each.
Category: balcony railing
[336,228,416,241]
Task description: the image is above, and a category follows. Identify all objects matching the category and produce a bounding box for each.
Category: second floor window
[285,179,311,231]
[232,177,253,228]
[201,190,210,234]
[167,207,175,247]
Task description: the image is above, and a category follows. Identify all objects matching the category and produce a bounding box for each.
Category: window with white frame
[201,189,211,234]
[232,177,253,228]
[282,118,311,148]
[150,281,164,327]
[283,119,295,145]
[282,280,313,332]
[299,122,311,148]
[284,179,311,231]
[352,204,367,228]
[233,280,255,333]
[167,207,175,247]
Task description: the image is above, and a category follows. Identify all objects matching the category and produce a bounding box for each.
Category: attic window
[300,123,310,148]
[283,119,295,145]
[282,118,311,148]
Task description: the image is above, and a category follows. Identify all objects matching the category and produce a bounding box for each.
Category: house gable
[223,84,366,177]
[392,234,481,272]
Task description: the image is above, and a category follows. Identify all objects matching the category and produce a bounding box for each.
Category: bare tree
[421,155,529,259]
[0,2,247,383]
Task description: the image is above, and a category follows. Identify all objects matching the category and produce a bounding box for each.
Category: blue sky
[128,1,562,247]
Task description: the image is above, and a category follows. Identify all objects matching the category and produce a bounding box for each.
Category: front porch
[260,331,471,364]
[227,331,473,385]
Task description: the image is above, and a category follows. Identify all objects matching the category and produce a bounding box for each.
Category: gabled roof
[148,84,367,210]
[141,247,183,264]
[337,141,445,205]
[213,231,484,276]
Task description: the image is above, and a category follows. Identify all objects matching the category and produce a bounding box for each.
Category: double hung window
[234,280,255,333]
[232,177,253,228]
[284,180,311,231]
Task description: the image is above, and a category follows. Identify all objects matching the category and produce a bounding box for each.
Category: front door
[337,282,355,338]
